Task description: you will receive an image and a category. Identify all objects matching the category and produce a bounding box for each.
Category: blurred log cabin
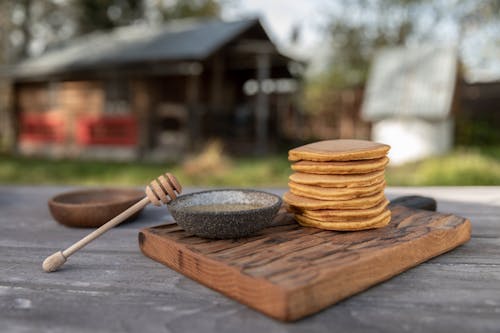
[8,18,304,160]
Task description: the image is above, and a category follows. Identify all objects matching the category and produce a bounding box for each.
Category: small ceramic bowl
[168,189,282,239]
[48,188,145,228]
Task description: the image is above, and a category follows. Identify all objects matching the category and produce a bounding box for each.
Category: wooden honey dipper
[42,172,182,273]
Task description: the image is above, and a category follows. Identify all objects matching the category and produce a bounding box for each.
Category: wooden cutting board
[139,204,470,321]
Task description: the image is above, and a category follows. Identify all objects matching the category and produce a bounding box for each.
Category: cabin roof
[361,45,458,121]
[13,18,290,79]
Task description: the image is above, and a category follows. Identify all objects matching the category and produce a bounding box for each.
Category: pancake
[289,139,390,162]
[295,210,391,231]
[288,180,386,201]
[296,207,391,223]
[289,170,385,188]
[291,156,389,174]
[290,199,390,219]
[283,191,386,210]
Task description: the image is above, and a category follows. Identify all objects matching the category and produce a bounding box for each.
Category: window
[47,81,60,109]
[105,79,129,114]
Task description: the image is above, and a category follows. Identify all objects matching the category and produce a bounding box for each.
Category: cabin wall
[14,58,299,159]
[144,76,190,159]
[16,80,139,159]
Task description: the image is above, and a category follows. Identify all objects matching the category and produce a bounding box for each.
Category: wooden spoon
[42,173,182,272]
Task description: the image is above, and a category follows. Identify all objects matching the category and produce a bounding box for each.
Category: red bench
[76,116,138,146]
[19,113,65,143]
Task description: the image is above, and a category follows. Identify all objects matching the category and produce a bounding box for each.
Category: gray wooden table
[1,186,499,333]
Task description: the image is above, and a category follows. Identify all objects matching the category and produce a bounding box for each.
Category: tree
[321,0,500,88]
[75,0,145,35]
[157,0,220,21]
[1,0,221,64]
[305,0,500,114]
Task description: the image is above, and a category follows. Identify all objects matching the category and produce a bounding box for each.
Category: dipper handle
[42,173,182,272]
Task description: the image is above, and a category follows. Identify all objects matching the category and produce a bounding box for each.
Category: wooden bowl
[48,188,145,228]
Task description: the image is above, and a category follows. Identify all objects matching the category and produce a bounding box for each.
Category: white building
[361,46,458,166]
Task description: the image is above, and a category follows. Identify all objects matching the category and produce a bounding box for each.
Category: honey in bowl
[183,203,264,213]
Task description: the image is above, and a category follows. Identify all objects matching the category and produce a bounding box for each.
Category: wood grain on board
[139,205,471,321]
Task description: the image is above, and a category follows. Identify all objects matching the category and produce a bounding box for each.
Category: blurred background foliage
[0,0,221,61]
[306,0,500,112]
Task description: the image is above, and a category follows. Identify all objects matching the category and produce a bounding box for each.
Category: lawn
[0,146,499,187]
[386,146,500,186]
[0,154,291,187]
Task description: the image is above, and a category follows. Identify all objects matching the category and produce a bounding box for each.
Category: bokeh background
[0,0,499,187]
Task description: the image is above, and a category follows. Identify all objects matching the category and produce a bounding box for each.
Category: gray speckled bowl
[167,189,282,239]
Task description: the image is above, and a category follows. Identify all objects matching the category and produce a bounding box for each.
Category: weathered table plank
[0,186,499,332]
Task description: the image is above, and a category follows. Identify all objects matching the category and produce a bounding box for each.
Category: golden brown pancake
[283,191,386,210]
[288,180,386,201]
[289,170,385,188]
[288,139,390,162]
[290,199,390,219]
[291,156,389,174]
[296,208,391,223]
[295,210,391,231]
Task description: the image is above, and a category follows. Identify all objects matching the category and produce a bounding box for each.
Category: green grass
[386,146,500,186]
[0,146,499,187]
[0,154,291,187]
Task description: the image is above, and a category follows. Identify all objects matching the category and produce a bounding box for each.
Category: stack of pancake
[283,139,391,231]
